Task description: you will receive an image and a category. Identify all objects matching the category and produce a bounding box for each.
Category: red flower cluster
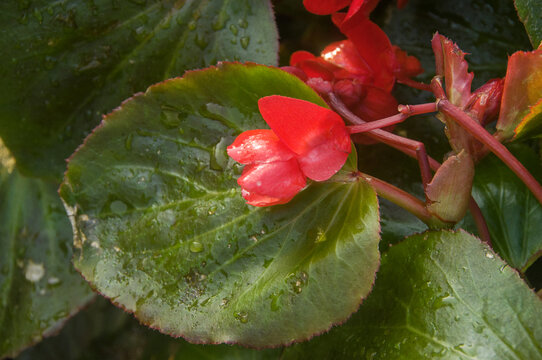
[227,96,351,207]
[285,1,422,138]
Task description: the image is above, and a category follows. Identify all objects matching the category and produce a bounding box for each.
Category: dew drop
[229,24,238,35]
[189,241,204,253]
[188,20,197,31]
[194,34,208,50]
[485,251,494,259]
[234,311,248,323]
[240,36,250,49]
[238,19,248,28]
[125,133,133,151]
[25,260,45,282]
[110,200,127,214]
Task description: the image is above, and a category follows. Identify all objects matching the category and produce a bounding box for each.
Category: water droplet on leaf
[189,241,204,253]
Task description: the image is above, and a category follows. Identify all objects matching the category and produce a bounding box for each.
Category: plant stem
[359,173,448,228]
[438,99,542,205]
[397,77,433,92]
[347,103,438,134]
[328,92,435,192]
[468,198,492,246]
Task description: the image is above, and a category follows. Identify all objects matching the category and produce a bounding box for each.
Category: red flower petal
[352,86,398,122]
[297,125,351,181]
[335,17,395,91]
[342,0,380,24]
[320,40,373,78]
[258,95,347,155]
[303,0,351,15]
[237,160,306,206]
[393,46,423,80]
[227,129,296,165]
[290,51,316,66]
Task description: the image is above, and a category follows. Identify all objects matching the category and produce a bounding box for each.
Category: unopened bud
[467,78,504,126]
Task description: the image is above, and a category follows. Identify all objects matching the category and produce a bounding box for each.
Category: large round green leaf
[0,144,94,358]
[0,0,278,179]
[59,63,381,347]
[283,230,542,359]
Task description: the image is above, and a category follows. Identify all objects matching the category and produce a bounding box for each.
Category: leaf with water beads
[283,230,542,359]
[60,63,381,347]
[0,0,278,179]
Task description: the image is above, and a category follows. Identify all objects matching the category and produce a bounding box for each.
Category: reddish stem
[438,99,542,205]
[397,77,433,92]
[468,198,492,247]
[347,102,438,135]
[328,92,434,193]
[347,113,407,134]
[360,173,446,228]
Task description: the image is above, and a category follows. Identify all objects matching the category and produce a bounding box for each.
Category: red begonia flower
[227,96,351,207]
[258,96,351,181]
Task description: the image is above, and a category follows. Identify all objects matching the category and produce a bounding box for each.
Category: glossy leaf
[0,0,278,179]
[283,230,542,359]
[381,0,531,87]
[0,142,94,358]
[59,63,381,347]
[18,298,280,360]
[514,0,542,48]
[467,145,542,271]
[496,47,542,140]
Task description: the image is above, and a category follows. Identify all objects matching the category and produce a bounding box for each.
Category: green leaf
[0,142,94,358]
[514,0,542,48]
[0,0,278,179]
[380,0,532,86]
[462,145,542,271]
[18,298,280,360]
[283,230,542,359]
[59,63,381,347]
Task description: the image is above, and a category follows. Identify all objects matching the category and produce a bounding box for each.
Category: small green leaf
[0,142,94,358]
[283,230,542,359]
[59,63,381,347]
[465,145,542,271]
[0,0,278,179]
[514,0,542,48]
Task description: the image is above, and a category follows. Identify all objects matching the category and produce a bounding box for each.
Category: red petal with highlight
[227,129,296,165]
[321,40,373,78]
[258,96,347,155]
[238,160,306,206]
[303,0,351,15]
[337,17,395,91]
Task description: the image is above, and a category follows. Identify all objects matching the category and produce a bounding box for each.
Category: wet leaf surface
[283,230,542,359]
[0,0,278,179]
[0,143,94,358]
[514,0,542,47]
[59,63,381,347]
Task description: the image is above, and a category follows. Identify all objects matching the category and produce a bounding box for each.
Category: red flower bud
[466,78,504,126]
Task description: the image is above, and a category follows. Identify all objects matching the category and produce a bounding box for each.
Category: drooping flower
[227,96,351,207]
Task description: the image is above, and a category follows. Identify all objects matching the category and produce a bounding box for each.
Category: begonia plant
[1,0,542,359]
